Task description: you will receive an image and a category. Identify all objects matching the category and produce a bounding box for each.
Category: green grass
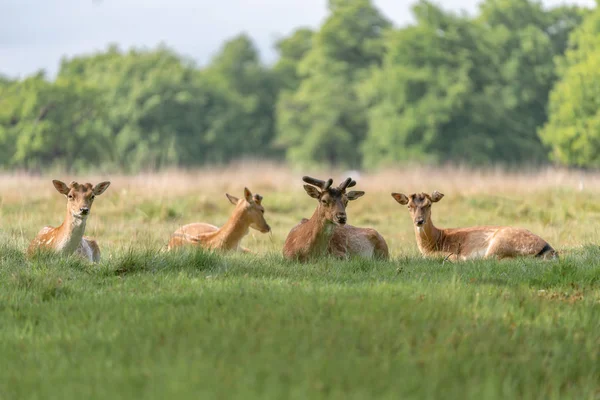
[2,169,600,399]
[1,244,600,399]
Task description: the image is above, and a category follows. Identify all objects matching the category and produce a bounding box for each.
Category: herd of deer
[26,176,558,263]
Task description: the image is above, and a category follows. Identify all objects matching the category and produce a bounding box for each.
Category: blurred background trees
[539,4,600,167]
[0,0,594,171]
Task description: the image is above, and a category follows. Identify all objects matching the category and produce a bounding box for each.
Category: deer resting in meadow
[391,191,558,260]
[167,187,270,252]
[27,180,111,262]
[283,176,389,261]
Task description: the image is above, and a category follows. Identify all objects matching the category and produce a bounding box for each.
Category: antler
[302,176,333,191]
[253,193,263,205]
[338,177,356,191]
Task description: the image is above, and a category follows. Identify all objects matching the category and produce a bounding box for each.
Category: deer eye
[68,194,73,199]
[260,209,264,214]
[91,195,95,200]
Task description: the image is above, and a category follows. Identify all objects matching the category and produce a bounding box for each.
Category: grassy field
[1,163,600,399]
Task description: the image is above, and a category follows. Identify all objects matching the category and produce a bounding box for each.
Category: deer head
[391,191,444,227]
[53,180,111,220]
[226,187,271,233]
[303,176,365,225]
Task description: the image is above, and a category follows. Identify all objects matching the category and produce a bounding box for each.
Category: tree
[0,0,588,172]
[0,73,109,170]
[273,28,314,91]
[477,0,585,162]
[360,2,489,166]
[539,6,600,167]
[360,0,585,167]
[58,46,191,170]
[275,0,390,167]
[202,35,280,162]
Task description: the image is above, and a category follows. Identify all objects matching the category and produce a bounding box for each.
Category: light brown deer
[167,187,270,252]
[283,176,389,261]
[27,180,111,262]
[391,191,558,260]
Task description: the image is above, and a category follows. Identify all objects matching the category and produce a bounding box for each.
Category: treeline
[0,0,597,171]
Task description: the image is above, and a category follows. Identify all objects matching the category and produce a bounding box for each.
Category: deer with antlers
[167,187,270,252]
[391,191,558,260]
[283,176,389,261]
[27,180,111,262]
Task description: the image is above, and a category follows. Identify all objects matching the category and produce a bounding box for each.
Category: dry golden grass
[1,162,599,258]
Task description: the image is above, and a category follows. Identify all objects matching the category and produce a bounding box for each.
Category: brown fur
[283,207,338,261]
[283,177,389,261]
[329,225,390,259]
[27,179,111,262]
[167,188,270,252]
[391,191,557,261]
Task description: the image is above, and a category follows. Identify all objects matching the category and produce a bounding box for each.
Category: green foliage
[359,2,477,165]
[1,41,279,171]
[56,42,279,169]
[0,73,109,170]
[273,28,314,91]
[202,35,281,161]
[0,0,591,170]
[539,6,600,167]
[360,0,584,167]
[276,0,390,167]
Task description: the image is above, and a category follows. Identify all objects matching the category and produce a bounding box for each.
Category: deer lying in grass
[27,180,111,262]
[167,187,270,252]
[391,191,558,260]
[283,176,389,261]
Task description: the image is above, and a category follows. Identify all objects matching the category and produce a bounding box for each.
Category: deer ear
[346,191,365,201]
[431,191,444,202]
[52,180,70,195]
[226,193,239,205]
[391,193,409,205]
[244,187,253,202]
[92,181,111,196]
[303,185,321,199]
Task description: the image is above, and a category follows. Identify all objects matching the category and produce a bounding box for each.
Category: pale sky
[0,0,595,78]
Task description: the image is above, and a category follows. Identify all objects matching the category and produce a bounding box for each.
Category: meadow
[1,163,600,399]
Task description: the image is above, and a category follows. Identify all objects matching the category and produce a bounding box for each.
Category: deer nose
[80,207,90,215]
[336,212,347,224]
[415,218,424,226]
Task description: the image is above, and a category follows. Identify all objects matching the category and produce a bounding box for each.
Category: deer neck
[55,209,88,254]
[306,207,337,255]
[208,206,250,250]
[414,218,443,255]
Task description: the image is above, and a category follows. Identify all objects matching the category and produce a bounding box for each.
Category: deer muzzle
[335,212,347,225]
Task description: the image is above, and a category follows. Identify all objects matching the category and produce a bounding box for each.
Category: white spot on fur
[344,230,375,258]
[358,247,374,258]
[469,248,487,259]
